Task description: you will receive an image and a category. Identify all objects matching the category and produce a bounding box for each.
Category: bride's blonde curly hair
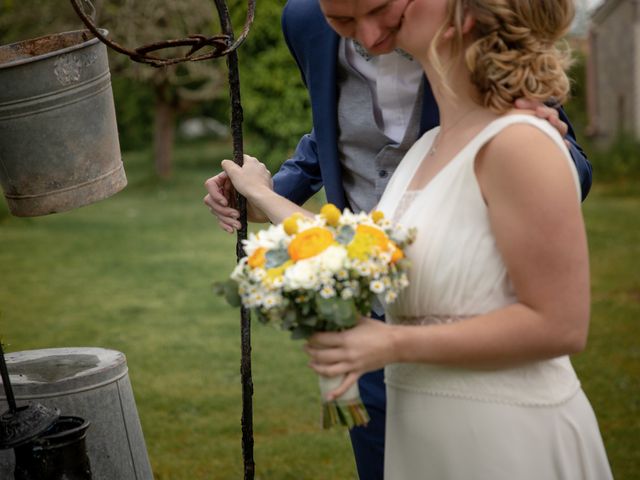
[430,0,575,113]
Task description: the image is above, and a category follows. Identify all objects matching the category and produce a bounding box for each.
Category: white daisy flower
[284,259,320,290]
[263,294,283,309]
[336,269,349,281]
[320,285,336,299]
[249,268,266,282]
[269,276,285,289]
[243,224,288,256]
[356,262,372,277]
[318,245,348,273]
[370,280,385,294]
[341,288,354,300]
[297,216,325,231]
[338,209,359,226]
[378,218,392,230]
[247,292,264,308]
[319,274,336,287]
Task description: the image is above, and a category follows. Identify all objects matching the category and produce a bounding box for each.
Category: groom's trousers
[348,312,386,480]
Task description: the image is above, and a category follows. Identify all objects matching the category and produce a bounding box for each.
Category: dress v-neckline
[381,114,553,225]
[405,118,500,194]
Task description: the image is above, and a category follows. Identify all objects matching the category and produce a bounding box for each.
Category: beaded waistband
[391,313,472,326]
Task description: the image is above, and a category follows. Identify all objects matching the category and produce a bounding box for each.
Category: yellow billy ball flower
[283,213,302,235]
[371,210,385,224]
[288,227,334,261]
[320,203,341,226]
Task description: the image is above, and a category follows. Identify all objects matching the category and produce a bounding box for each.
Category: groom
[205,0,592,478]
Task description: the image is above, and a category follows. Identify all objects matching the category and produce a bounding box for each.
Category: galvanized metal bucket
[0,347,154,480]
[0,29,126,217]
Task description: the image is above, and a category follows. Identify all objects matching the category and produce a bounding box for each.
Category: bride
[220,0,613,477]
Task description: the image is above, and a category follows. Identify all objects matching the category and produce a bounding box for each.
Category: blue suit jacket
[272,0,592,209]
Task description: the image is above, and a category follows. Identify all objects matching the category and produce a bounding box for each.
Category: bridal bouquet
[218,204,415,429]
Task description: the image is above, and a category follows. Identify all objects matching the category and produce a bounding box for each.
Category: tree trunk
[153,95,175,179]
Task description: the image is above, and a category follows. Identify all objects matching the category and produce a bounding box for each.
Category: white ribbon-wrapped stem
[317,374,369,429]
[318,374,361,404]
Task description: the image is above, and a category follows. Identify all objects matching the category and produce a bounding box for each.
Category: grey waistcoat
[336,55,424,214]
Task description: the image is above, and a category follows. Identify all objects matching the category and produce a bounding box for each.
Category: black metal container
[14,416,92,480]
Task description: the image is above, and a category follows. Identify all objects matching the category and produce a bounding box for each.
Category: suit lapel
[306,28,347,210]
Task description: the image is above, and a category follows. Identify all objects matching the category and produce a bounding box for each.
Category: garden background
[1,0,639,478]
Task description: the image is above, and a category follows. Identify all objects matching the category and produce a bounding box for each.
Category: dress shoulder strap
[466,114,581,200]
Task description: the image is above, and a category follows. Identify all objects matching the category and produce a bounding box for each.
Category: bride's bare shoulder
[476,120,576,203]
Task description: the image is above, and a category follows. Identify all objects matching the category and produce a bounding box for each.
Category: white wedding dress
[376,115,613,479]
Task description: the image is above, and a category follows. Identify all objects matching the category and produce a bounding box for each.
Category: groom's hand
[204,171,272,233]
[515,98,571,147]
[204,172,242,234]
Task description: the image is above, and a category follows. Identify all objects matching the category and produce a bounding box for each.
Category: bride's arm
[395,124,590,366]
[306,124,590,397]
[221,154,313,224]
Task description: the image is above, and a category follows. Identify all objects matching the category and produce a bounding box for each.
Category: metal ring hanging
[68,0,256,67]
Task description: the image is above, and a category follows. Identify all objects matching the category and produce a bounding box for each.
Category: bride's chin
[395,36,408,52]
[395,30,417,56]
[396,39,416,57]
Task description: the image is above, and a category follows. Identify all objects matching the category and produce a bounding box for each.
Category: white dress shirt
[342,38,424,144]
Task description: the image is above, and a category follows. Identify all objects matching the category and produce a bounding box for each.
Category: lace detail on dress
[391,190,420,224]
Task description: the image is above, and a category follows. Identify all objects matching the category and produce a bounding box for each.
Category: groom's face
[318,0,410,55]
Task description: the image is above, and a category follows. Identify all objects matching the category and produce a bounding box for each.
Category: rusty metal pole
[67,1,257,476]
[214,2,254,479]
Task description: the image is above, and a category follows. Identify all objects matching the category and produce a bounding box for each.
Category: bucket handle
[68,0,256,67]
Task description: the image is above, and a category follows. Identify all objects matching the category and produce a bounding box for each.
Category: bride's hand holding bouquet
[217,191,415,428]
[305,315,401,402]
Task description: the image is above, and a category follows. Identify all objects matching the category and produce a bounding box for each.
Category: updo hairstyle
[431,0,575,113]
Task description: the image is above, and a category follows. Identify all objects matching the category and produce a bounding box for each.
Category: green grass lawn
[0,141,638,479]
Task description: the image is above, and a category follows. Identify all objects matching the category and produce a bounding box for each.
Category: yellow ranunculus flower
[347,234,376,260]
[390,242,404,263]
[288,227,334,261]
[320,203,341,226]
[347,225,391,260]
[357,225,390,249]
[247,247,267,268]
[371,210,385,224]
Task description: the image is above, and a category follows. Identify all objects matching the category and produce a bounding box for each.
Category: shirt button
[378,169,388,178]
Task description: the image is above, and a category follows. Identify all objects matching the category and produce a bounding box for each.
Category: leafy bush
[589,133,640,183]
[565,49,588,131]
[564,49,640,183]
[230,0,312,171]
[111,76,154,151]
